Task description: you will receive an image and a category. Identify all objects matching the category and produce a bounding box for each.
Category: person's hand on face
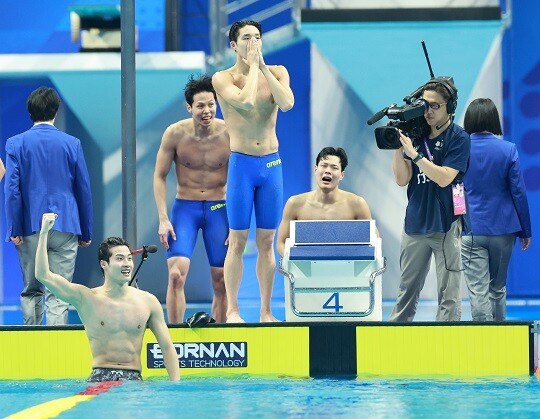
[246,37,259,67]
[254,39,266,69]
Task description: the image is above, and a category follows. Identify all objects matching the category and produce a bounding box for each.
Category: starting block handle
[280,257,387,318]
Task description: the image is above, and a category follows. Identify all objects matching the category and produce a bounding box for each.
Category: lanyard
[422,139,434,161]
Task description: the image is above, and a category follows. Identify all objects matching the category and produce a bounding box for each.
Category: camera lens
[375,127,401,150]
[384,128,398,142]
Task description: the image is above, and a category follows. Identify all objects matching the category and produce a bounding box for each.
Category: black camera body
[368,41,455,150]
[374,99,430,149]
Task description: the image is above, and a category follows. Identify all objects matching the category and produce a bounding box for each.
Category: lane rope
[6,381,123,419]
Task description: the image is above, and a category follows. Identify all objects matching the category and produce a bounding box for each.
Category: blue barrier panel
[289,245,375,261]
[294,220,372,245]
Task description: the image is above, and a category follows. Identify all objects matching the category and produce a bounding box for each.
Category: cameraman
[390,79,470,322]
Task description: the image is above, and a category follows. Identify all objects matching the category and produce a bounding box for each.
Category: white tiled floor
[2,298,538,325]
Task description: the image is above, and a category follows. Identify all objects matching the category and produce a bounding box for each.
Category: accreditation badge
[452,182,466,215]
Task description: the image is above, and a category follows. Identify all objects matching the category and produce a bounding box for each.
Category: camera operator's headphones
[425,77,458,115]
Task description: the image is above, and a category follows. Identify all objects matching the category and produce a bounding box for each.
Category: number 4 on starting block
[323,293,344,312]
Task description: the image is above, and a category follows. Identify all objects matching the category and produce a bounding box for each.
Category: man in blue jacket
[5,86,93,325]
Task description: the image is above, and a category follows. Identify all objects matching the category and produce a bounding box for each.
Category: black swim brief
[87,367,142,382]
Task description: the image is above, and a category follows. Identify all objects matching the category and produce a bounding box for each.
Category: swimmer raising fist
[40,213,58,232]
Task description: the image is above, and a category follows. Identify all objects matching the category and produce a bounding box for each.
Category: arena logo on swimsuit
[210,203,226,211]
[266,158,282,168]
[147,342,248,369]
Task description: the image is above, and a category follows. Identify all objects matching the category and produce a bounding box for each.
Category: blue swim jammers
[167,199,229,267]
[226,151,283,230]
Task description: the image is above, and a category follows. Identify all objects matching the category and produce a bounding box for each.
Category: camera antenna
[367,40,439,124]
[402,41,436,104]
[421,40,435,79]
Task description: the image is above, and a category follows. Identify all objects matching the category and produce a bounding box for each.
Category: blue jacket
[5,124,93,241]
[464,132,531,238]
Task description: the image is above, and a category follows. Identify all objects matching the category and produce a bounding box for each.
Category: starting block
[280,220,385,322]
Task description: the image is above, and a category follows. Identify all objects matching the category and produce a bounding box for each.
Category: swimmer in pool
[35,213,180,382]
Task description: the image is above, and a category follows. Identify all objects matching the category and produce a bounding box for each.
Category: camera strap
[422,139,434,161]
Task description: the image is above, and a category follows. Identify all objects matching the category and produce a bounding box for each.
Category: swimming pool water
[2,376,540,418]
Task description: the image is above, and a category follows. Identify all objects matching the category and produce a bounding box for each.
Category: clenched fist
[40,213,58,234]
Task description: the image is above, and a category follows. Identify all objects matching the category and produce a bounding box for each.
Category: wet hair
[315,147,348,171]
[27,87,60,122]
[228,20,262,43]
[98,237,131,276]
[463,98,503,135]
[184,74,216,105]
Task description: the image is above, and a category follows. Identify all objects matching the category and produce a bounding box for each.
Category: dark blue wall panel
[503,1,540,296]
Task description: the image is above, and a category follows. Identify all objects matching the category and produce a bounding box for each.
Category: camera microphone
[132,245,158,255]
[367,106,389,125]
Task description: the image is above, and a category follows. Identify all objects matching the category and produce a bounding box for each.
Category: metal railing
[208,0,306,68]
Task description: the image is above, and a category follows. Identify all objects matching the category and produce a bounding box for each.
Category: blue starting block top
[293,220,372,245]
[289,244,375,261]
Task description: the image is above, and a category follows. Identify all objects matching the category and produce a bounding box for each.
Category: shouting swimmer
[277,147,376,257]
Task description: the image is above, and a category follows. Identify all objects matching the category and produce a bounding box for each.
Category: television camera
[367,41,455,149]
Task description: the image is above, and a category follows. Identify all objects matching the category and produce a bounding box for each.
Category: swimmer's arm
[260,65,294,112]
[354,195,373,220]
[212,70,259,111]
[35,213,85,306]
[277,196,299,257]
[0,157,5,181]
[153,126,176,222]
[354,196,380,238]
[147,294,180,381]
